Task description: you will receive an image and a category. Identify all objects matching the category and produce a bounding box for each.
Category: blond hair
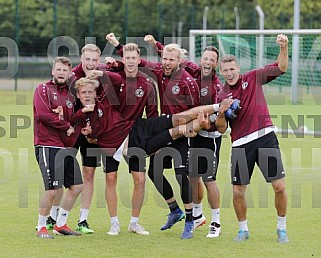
[53,56,72,68]
[74,78,99,92]
[81,44,101,55]
[123,43,140,55]
[163,43,188,59]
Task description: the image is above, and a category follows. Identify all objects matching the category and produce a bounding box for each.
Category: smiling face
[200,49,218,77]
[219,55,240,86]
[81,50,100,75]
[52,62,71,86]
[161,49,180,77]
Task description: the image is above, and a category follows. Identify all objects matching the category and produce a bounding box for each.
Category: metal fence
[1,1,321,90]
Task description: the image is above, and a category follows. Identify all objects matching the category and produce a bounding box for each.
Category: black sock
[193,214,203,220]
[168,200,179,213]
[185,208,193,222]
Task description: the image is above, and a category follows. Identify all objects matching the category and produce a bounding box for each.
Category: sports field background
[0,89,320,257]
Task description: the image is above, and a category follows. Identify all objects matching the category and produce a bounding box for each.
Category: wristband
[209,114,217,122]
[213,104,220,112]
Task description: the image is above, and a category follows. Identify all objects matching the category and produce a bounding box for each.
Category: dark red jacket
[111,70,158,120]
[217,63,283,142]
[116,45,200,115]
[33,80,75,147]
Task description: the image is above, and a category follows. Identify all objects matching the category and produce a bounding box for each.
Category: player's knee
[272,179,286,195]
[204,180,216,189]
[132,173,146,188]
[46,189,59,202]
[83,166,96,174]
[70,183,84,196]
[189,176,199,187]
[105,172,117,185]
[137,175,146,187]
[233,185,246,198]
[82,169,95,182]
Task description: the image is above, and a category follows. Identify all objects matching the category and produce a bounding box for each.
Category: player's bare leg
[271,178,287,218]
[105,172,118,217]
[128,171,149,235]
[233,185,247,222]
[271,178,289,243]
[189,176,206,231]
[76,166,95,234]
[37,189,59,238]
[46,188,63,230]
[105,171,120,235]
[172,99,233,128]
[80,166,95,213]
[169,111,210,140]
[233,185,249,241]
[205,181,220,215]
[204,181,221,237]
[54,184,83,236]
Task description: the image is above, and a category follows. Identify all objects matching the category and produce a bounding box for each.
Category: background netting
[193,33,321,92]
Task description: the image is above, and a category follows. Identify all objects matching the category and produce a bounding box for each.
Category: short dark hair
[219,54,238,67]
[202,46,219,62]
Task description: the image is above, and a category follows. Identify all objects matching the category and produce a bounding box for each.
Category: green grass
[0,90,320,257]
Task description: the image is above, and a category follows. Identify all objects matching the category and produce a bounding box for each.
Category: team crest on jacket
[201,88,208,96]
[135,89,144,98]
[242,81,248,89]
[98,109,103,118]
[66,99,73,108]
[172,85,180,94]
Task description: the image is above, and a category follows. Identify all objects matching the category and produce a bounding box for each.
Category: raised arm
[106,32,120,48]
[144,34,163,56]
[106,32,125,58]
[276,34,288,73]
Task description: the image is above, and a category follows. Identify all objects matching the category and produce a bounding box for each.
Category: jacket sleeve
[33,85,70,131]
[67,74,78,98]
[106,61,125,72]
[70,109,86,125]
[155,41,164,57]
[98,71,121,106]
[185,76,200,107]
[181,60,200,76]
[255,62,283,85]
[116,44,124,57]
[145,80,159,118]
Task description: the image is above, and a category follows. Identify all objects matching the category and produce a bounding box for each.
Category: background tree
[0,0,321,57]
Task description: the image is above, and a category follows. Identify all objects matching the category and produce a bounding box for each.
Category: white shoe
[192,215,206,231]
[128,222,149,235]
[206,222,221,238]
[107,222,120,236]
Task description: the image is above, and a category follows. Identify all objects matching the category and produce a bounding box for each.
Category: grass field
[0,90,320,257]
